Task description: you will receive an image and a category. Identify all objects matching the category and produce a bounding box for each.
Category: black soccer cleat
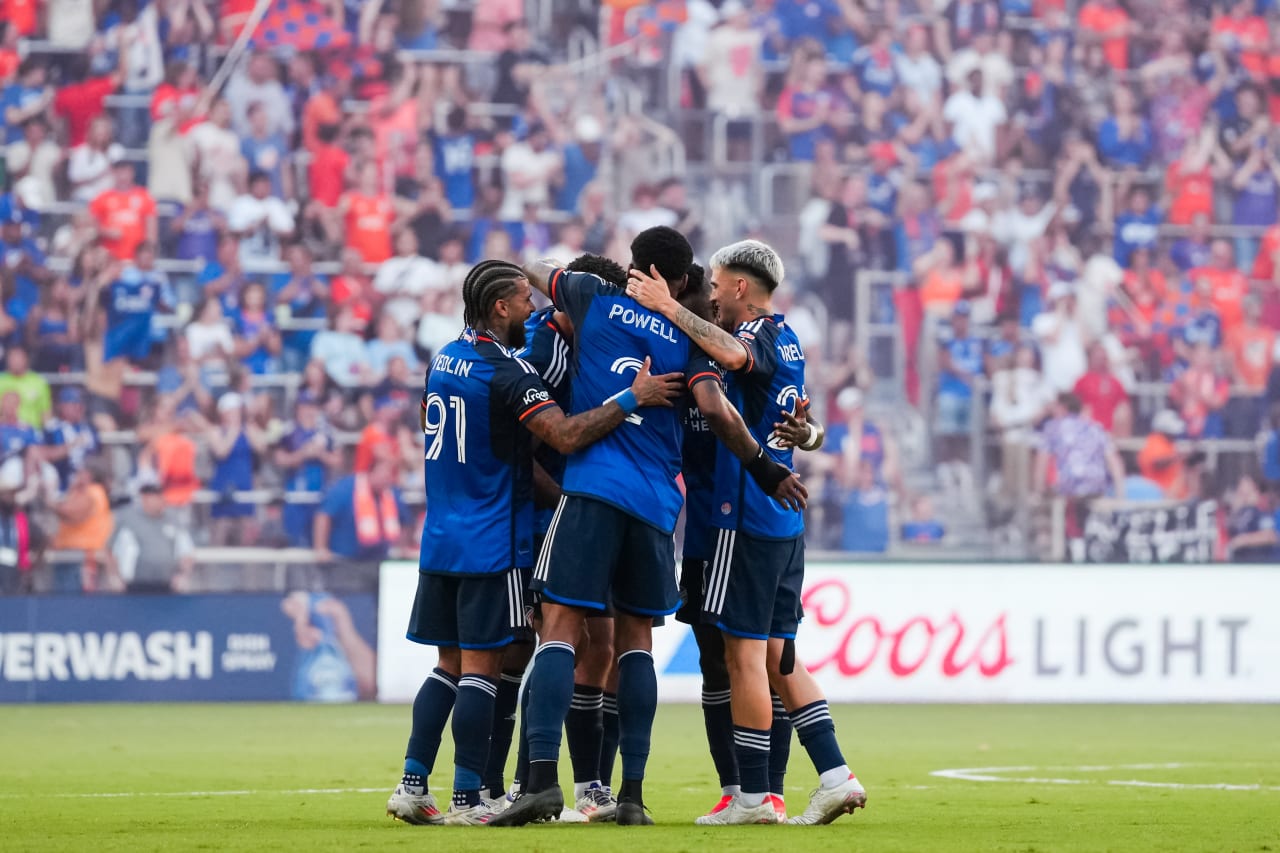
[615,800,654,826]
[487,786,564,827]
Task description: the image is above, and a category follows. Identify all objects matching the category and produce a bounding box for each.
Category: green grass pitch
[2,703,1278,852]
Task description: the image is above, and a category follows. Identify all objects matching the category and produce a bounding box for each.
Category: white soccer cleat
[693,796,778,825]
[443,800,498,825]
[557,805,591,823]
[386,785,445,825]
[486,791,516,815]
[575,784,618,822]
[786,776,867,825]
[770,794,787,823]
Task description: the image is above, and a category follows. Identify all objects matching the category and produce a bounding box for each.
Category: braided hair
[462,260,524,332]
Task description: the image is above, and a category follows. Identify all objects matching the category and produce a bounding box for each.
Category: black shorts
[703,529,804,640]
[406,569,526,650]
[532,495,680,617]
[676,557,708,625]
[512,566,537,644]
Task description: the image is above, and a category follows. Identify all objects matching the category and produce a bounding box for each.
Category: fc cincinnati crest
[721,502,732,515]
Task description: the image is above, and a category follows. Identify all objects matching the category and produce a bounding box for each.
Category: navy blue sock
[525,642,575,792]
[565,684,604,784]
[791,700,846,775]
[599,692,619,788]
[403,668,458,787]
[513,667,532,788]
[483,672,523,795]
[701,686,738,788]
[617,649,657,785]
[451,674,498,807]
[769,693,792,794]
[733,725,771,796]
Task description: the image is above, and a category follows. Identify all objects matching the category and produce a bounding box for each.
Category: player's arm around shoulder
[625,265,751,371]
[521,356,685,455]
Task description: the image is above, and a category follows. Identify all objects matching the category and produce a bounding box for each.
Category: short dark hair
[630,226,692,285]
[248,170,271,186]
[566,253,627,287]
[678,262,712,321]
[1058,392,1083,415]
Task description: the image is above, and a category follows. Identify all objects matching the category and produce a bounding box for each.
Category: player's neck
[743,301,774,320]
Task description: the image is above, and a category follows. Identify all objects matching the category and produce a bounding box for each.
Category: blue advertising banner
[0,592,377,703]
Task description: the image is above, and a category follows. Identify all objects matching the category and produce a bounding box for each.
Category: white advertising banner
[377,562,1280,703]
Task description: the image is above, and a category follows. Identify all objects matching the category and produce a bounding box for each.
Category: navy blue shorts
[703,529,804,640]
[532,495,679,617]
[406,569,526,650]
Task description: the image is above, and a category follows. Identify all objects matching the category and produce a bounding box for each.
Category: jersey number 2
[423,393,467,463]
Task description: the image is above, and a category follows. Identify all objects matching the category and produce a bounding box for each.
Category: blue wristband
[609,388,639,415]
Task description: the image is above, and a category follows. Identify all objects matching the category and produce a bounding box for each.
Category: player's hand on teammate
[772,472,808,512]
[626,265,673,310]
[771,404,809,449]
[630,356,685,407]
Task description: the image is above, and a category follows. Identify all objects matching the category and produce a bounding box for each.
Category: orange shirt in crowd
[331,274,374,326]
[1,0,39,35]
[1165,162,1214,226]
[920,267,964,313]
[1229,324,1275,393]
[1137,434,1188,500]
[1212,14,1269,77]
[150,84,204,133]
[1253,224,1280,282]
[1078,1,1130,70]
[309,143,349,208]
[353,423,396,473]
[302,90,341,153]
[0,49,19,86]
[89,187,157,260]
[152,432,200,506]
[1190,266,1248,336]
[53,484,114,551]
[343,193,395,263]
[53,75,117,147]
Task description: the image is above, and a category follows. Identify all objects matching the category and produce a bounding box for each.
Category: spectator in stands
[366,312,420,381]
[335,162,399,265]
[1225,474,1276,563]
[307,123,349,214]
[275,391,341,548]
[354,393,402,473]
[313,456,406,564]
[0,455,39,594]
[554,115,604,213]
[1137,409,1197,500]
[1036,392,1126,535]
[416,286,464,362]
[240,101,292,201]
[170,181,226,274]
[28,277,85,372]
[498,124,562,224]
[901,494,945,544]
[0,344,49,429]
[272,243,329,371]
[1172,213,1213,273]
[468,0,525,51]
[188,99,245,213]
[0,390,39,458]
[616,181,677,237]
[776,46,835,163]
[89,161,158,261]
[1260,405,1280,491]
[701,1,763,121]
[896,23,942,104]
[226,51,293,139]
[1228,295,1274,437]
[50,464,114,588]
[1097,86,1152,169]
[918,237,965,317]
[104,478,196,593]
[229,171,296,266]
[312,303,376,389]
[197,234,250,315]
[1073,341,1132,437]
[1,58,52,145]
[43,388,99,494]
[492,19,549,106]
[935,300,983,488]
[1113,185,1161,269]
[1229,133,1280,272]
[990,342,1051,502]
[67,116,125,203]
[6,117,59,211]
[840,458,889,554]
[232,282,282,375]
[207,392,267,546]
[943,69,1006,163]
[1034,283,1087,393]
[0,195,51,323]
[1077,0,1132,71]
[1171,342,1230,439]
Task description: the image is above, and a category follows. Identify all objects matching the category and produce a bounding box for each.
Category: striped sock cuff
[535,641,575,661]
[570,684,604,711]
[458,675,499,698]
[429,667,460,692]
[602,692,618,716]
[500,673,525,685]
[618,649,653,664]
[771,695,788,719]
[702,687,732,706]
[733,726,772,752]
[790,700,833,731]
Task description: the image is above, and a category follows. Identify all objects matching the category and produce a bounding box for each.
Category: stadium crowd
[1,0,1279,592]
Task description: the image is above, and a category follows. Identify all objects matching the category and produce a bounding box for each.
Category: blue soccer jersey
[681,393,719,561]
[418,333,556,576]
[517,307,574,534]
[713,315,808,541]
[102,270,167,362]
[547,267,713,534]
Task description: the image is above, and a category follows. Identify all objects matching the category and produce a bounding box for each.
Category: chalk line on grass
[930,764,1280,791]
[0,787,386,799]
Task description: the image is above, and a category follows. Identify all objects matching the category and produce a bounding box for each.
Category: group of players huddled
[385,226,867,827]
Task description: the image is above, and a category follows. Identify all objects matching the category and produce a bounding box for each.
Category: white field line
[0,787,387,799]
[930,764,1280,791]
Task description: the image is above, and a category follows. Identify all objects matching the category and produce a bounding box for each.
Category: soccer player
[627,240,867,826]
[385,260,684,826]
[493,227,805,828]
